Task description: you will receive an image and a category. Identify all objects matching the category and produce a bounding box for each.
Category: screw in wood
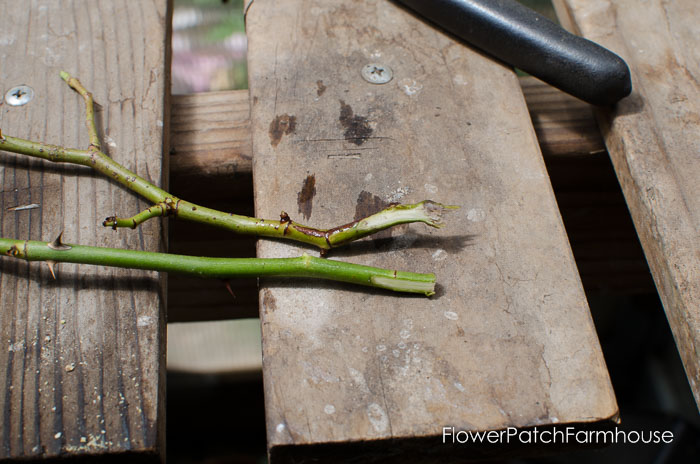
[361,64,393,84]
[5,85,34,106]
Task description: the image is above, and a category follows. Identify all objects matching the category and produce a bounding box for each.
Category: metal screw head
[361,64,393,84]
[5,85,34,106]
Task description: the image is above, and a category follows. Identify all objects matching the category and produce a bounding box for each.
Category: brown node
[103,216,118,230]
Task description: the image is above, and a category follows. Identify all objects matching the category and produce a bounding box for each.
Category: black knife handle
[395,0,631,105]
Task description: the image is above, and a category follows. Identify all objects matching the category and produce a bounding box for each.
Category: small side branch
[60,71,101,151]
[0,238,436,296]
[103,200,177,229]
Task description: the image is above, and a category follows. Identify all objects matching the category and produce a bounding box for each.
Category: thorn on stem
[223,280,236,299]
[48,232,72,251]
[46,261,58,280]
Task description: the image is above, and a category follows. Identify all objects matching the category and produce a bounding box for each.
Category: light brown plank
[0,0,171,459]
[168,79,604,181]
[166,82,644,324]
[246,0,617,460]
[556,0,700,408]
[170,90,252,179]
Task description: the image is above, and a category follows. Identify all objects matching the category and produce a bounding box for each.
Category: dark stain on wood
[262,289,277,313]
[297,174,316,220]
[269,114,297,147]
[316,80,326,97]
[339,100,372,146]
[354,190,388,220]
[354,190,393,240]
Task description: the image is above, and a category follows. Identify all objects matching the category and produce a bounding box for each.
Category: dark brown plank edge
[0,0,172,460]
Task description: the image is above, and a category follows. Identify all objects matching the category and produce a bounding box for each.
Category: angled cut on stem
[0,72,458,253]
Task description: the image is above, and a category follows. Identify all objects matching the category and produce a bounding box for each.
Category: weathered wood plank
[0,0,171,459]
[166,82,644,324]
[168,80,604,181]
[519,76,605,157]
[170,90,252,179]
[556,0,700,408]
[246,0,617,460]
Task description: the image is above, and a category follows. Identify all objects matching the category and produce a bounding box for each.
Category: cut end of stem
[415,201,460,228]
[358,200,460,233]
[59,71,71,83]
[370,275,436,296]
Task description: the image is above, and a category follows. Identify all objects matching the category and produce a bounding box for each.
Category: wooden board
[170,90,252,180]
[519,76,604,158]
[555,0,700,408]
[166,84,654,312]
[167,81,604,182]
[0,0,171,459]
[246,0,617,461]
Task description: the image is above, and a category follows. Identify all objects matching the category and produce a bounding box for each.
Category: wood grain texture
[0,0,171,459]
[170,90,252,179]
[520,76,605,157]
[246,0,617,461]
[167,79,604,182]
[556,0,700,408]
[166,82,641,324]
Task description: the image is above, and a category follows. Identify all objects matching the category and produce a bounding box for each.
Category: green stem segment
[0,72,457,252]
[0,238,436,296]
